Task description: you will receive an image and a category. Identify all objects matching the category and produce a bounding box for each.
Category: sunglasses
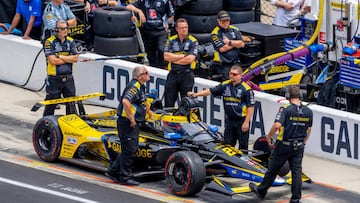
[229,72,241,76]
[140,71,148,76]
[58,27,68,31]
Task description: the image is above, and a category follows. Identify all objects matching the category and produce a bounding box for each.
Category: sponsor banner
[1,35,359,166]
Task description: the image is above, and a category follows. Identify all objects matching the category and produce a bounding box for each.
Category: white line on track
[0,177,98,203]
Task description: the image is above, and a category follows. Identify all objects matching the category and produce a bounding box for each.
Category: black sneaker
[119,178,140,186]
[105,172,120,183]
[249,182,265,200]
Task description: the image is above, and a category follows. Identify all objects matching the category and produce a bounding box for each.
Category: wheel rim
[172,163,188,186]
[38,128,53,152]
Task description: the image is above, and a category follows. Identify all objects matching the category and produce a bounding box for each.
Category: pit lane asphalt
[1,82,360,203]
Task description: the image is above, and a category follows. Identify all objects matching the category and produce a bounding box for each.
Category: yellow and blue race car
[31,93,311,196]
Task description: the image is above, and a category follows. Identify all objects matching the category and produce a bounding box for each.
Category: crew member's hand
[241,122,249,132]
[284,2,294,11]
[22,35,31,40]
[129,117,136,127]
[84,1,91,13]
[187,91,196,97]
[139,13,146,23]
[146,110,153,119]
[223,36,230,45]
[266,136,274,149]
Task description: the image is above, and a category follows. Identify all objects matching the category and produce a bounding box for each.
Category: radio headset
[51,20,60,35]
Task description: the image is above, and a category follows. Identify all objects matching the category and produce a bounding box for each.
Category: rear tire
[165,151,205,196]
[32,116,62,162]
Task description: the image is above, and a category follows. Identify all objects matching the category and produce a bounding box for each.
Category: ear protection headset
[52,20,69,34]
[51,20,60,34]
[285,85,303,100]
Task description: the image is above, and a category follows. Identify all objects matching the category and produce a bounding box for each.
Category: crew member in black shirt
[164,18,198,107]
[126,0,175,68]
[249,85,313,203]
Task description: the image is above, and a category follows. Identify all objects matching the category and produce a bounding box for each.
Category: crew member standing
[164,18,198,107]
[126,0,175,68]
[211,10,245,80]
[43,20,79,116]
[187,64,255,150]
[106,66,152,186]
[249,85,313,203]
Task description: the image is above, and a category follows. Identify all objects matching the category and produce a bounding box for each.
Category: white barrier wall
[1,35,359,167]
[0,35,46,90]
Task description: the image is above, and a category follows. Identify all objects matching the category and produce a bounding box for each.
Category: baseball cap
[217,10,231,20]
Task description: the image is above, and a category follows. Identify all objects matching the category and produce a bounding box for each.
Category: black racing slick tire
[32,116,62,162]
[93,9,134,37]
[182,0,223,15]
[93,35,139,56]
[165,151,206,196]
[223,0,257,11]
[179,14,218,33]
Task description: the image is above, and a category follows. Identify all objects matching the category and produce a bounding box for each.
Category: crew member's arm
[67,18,77,28]
[146,102,153,119]
[164,38,198,65]
[164,52,196,65]
[3,13,21,35]
[266,122,281,149]
[242,106,254,132]
[23,16,36,39]
[187,89,212,98]
[126,4,146,23]
[222,36,245,49]
[47,43,79,65]
[58,54,79,63]
[122,98,136,127]
[273,0,294,11]
[303,127,311,145]
[47,54,78,65]
[242,89,255,132]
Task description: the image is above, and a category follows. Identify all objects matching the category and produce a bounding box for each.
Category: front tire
[32,116,62,162]
[165,151,205,196]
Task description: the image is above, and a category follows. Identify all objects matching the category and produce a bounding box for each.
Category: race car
[31,92,311,196]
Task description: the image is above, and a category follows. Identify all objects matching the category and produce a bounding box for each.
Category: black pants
[164,69,194,107]
[141,29,167,68]
[43,75,76,116]
[257,141,305,202]
[224,117,249,150]
[108,117,140,182]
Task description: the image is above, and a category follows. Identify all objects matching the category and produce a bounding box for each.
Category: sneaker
[105,172,120,183]
[119,178,140,186]
[249,182,265,200]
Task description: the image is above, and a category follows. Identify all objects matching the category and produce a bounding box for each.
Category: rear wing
[30,92,106,112]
